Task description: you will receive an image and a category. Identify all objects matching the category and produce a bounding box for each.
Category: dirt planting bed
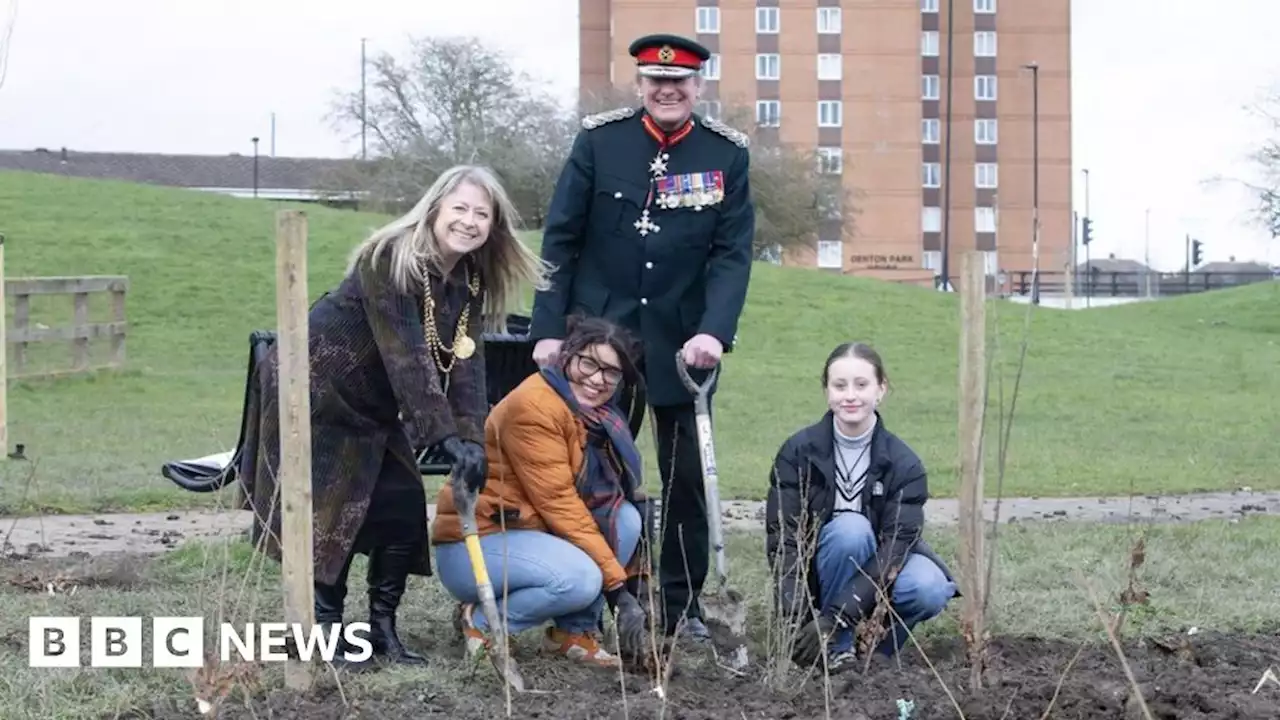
[121,630,1279,719]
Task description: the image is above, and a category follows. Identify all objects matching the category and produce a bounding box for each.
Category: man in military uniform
[529,33,755,642]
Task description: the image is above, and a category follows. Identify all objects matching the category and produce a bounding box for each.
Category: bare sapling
[761,463,829,702]
[620,417,694,717]
[1109,533,1150,638]
[1080,571,1155,720]
[854,500,907,673]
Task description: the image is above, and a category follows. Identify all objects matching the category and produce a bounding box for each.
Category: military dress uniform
[529,33,755,635]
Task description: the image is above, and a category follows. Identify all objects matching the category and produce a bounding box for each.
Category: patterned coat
[237,248,488,586]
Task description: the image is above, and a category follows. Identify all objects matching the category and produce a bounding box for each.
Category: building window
[817,7,841,33]
[697,100,722,121]
[922,74,940,100]
[817,147,843,174]
[974,0,996,12]
[975,207,997,233]
[696,7,720,33]
[702,54,721,80]
[818,101,842,127]
[921,31,939,57]
[975,75,997,101]
[923,250,942,272]
[756,100,781,127]
[756,7,779,33]
[975,162,998,188]
[922,206,942,233]
[756,53,780,80]
[817,54,842,80]
[975,119,998,144]
[983,250,999,276]
[923,162,941,188]
[921,0,939,11]
[922,118,940,144]
[974,31,997,56]
[817,240,843,269]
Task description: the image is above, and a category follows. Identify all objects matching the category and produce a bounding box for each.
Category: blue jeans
[434,501,643,634]
[816,512,956,656]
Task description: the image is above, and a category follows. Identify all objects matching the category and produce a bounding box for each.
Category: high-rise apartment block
[579,0,1072,286]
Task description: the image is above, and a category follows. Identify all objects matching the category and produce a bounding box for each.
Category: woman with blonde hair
[238,164,550,668]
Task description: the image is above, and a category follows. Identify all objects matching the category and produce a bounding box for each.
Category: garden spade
[674,352,750,671]
[449,471,526,692]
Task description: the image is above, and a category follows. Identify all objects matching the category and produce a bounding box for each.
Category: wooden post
[957,250,988,689]
[0,233,7,455]
[275,211,314,690]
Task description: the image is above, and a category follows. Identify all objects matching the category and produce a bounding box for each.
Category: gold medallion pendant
[454,334,476,360]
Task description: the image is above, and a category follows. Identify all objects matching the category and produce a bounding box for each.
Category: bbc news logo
[28,617,373,667]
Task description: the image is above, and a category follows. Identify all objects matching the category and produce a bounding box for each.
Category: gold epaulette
[582,106,637,130]
[700,116,750,148]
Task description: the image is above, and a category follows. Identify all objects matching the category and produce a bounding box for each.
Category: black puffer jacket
[764,410,956,625]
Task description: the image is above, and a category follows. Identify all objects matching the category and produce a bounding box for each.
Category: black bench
[161,313,646,492]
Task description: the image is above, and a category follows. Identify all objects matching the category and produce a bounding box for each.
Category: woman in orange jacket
[431,316,652,669]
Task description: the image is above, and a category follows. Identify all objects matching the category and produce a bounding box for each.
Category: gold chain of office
[422,267,481,376]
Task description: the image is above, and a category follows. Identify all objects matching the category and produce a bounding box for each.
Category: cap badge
[657,45,676,63]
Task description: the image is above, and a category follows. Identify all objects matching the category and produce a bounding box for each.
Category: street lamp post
[1023,62,1040,305]
[361,38,368,161]
[251,137,260,198]
[939,0,955,292]
[1083,168,1090,307]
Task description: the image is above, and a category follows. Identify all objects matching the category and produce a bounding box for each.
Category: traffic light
[1081,216,1093,245]
[1191,239,1203,267]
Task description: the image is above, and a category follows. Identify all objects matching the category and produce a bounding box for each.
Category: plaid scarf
[540,366,647,575]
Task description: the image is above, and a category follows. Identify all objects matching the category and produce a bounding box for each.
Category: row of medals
[637,151,723,235]
[652,150,723,212]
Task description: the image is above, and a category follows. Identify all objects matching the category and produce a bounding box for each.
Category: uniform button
[645,261,654,269]
[614,191,622,198]
[641,298,648,305]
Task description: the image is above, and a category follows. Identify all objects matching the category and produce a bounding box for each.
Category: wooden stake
[275,211,314,690]
[957,250,988,689]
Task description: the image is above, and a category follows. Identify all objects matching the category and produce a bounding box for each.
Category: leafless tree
[325,35,574,222]
[1204,81,1280,242]
[1244,92,1280,239]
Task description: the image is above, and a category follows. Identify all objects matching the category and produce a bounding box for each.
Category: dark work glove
[605,586,648,658]
[441,435,486,493]
[791,613,841,667]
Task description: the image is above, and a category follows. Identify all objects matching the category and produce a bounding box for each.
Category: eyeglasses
[572,354,623,386]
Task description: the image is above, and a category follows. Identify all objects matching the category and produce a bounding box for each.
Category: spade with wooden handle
[450,471,526,692]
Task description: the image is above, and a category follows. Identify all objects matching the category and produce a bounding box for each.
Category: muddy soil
[119,630,1280,719]
[6,488,1280,559]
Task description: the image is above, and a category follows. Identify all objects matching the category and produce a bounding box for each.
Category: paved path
[3,489,1278,559]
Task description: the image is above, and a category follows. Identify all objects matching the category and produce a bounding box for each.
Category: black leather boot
[315,552,352,626]
[314,552,364,661]
[366,543,428,666]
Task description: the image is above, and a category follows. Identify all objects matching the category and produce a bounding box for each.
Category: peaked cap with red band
[628,33,710,79]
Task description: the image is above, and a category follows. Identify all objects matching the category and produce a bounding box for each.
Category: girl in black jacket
[765,341,957,670]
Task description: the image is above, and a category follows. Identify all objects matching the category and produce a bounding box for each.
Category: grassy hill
[0,169,1277,515]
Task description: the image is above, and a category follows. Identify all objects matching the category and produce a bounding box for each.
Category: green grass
[2,519,1278,718]
[0,169,1278,515]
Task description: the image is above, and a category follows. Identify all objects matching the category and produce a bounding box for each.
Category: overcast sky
[1,0,1278,270]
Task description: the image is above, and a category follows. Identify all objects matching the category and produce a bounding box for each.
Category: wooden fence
[7,275,129,379]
